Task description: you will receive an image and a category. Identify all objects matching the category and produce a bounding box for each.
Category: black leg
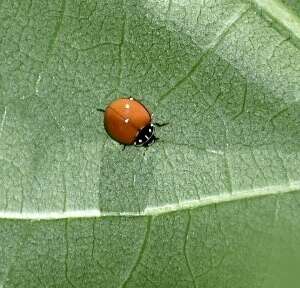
[154,122,169,127]
[122,144,126,151]
[97,108,105,113]
[141,136,160,148]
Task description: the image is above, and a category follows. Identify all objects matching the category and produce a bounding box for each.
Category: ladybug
[98,97,166,147]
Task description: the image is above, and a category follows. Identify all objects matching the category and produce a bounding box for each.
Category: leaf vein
[0,183,299,219]
[248,0,300,48]
[184,211,197,288]
[157,6,250,104]
[120,217,152,288]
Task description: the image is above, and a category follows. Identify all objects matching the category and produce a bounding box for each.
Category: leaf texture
[0,0,299,287]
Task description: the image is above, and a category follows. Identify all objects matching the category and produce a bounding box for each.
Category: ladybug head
[134,123,156,147]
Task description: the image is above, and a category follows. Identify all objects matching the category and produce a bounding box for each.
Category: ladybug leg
[96,108,105,113]
[142,136,159,148]
[121,144,127,151]
[154,122,168,127]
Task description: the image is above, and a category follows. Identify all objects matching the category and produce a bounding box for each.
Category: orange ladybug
[98,97,166,147]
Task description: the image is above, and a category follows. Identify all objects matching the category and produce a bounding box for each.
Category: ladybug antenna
[154,122,168,127]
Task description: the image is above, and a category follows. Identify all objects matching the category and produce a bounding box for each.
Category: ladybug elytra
[98,97,166,147]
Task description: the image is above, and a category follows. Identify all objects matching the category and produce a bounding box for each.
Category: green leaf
[0,0,300,287]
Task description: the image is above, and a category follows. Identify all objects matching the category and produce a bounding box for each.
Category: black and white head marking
[134,123,156,147]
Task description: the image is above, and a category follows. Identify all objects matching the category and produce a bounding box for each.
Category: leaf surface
[0,0,300,287]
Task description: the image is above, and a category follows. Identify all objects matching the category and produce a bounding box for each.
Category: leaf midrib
[0,181,299,220]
